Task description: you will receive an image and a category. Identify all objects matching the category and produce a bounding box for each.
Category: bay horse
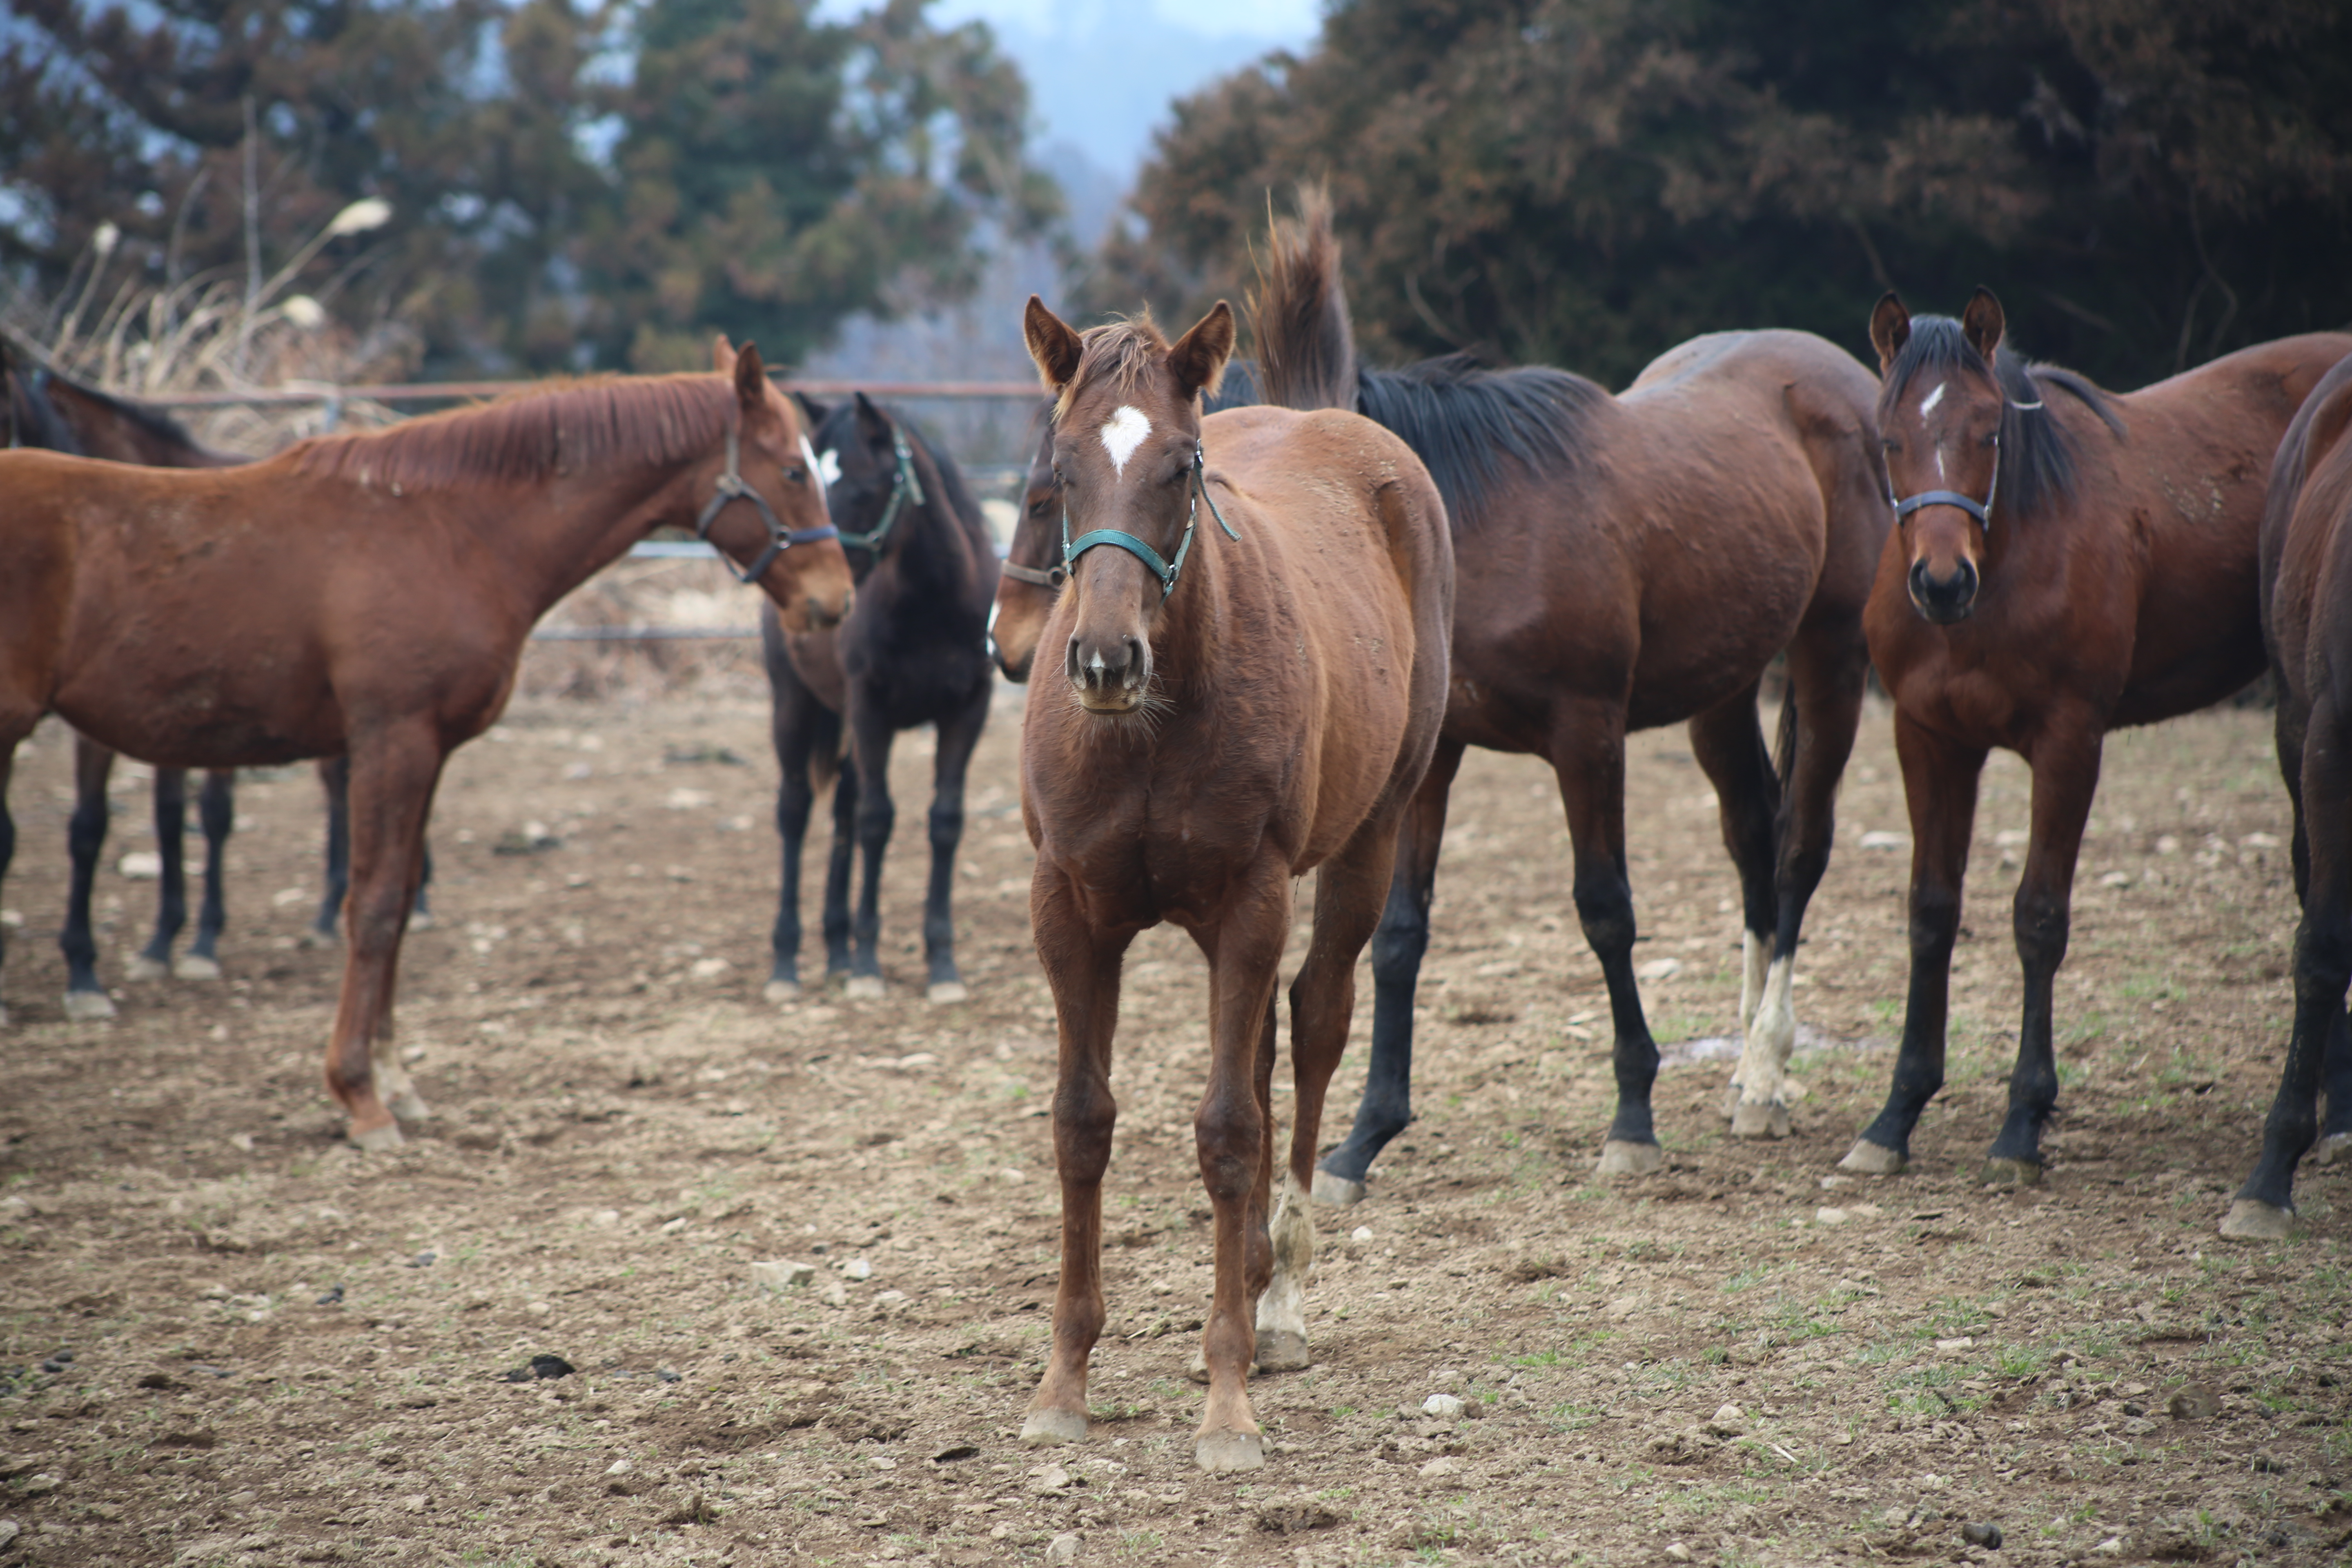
[761,390,998,1002]
[0,342,853,1146]
[1849,290,2352,1187]
[1011,295,1451,1471]
[2238,354,2352,1238]
[3,349,432,1012]
[1225,194,1889,1196]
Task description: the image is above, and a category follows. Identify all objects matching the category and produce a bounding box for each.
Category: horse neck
[463,456,696,623]
[883,445,985,611]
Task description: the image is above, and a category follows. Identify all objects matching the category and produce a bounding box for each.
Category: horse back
[2263,356,2352,718]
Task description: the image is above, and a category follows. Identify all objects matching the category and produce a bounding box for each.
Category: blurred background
[4,0,2349,421]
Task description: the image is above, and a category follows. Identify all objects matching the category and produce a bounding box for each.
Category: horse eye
[1881,439,1901,453]
[1981,432,1998,448]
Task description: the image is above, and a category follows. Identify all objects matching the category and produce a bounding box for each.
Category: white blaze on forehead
[1919,381,1947,416]
[817,447,841,488]
[1099,405,1152,477]
[798,433,824,481]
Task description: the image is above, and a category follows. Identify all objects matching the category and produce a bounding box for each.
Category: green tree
[1088,0,2352,388]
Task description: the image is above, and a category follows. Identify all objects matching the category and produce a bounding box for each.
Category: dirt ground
[1,650,2345,1568]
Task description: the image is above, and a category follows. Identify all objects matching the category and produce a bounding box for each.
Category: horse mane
[1354,356,1607,531]
[294,374,733,491]
[6,368,85,454]
[1879,315,2127,521]
[43,370,212,455]
[1055,315,1196,422]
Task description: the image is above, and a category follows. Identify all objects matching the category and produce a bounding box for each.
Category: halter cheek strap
[695,420,840,585]
[1059,443,1238,597]
[1888,394,2042,531]
[833,423,927,553]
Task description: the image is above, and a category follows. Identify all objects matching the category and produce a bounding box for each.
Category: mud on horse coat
[1229,194,1890,1197]
[2231,354,2352,1238]
[760,390,998,1003]
[0,343,853,1143]
[1010,295,1452,1471]
[1848,289,2352,1193]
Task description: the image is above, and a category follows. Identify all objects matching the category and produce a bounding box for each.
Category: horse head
[1022,295,1234,715]
[806,390,936,584]
[1869,288,2010,625]
[706,335,855,633]
[987,418,1064,682]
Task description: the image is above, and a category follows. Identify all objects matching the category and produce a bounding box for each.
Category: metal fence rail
[135,376,1041,409]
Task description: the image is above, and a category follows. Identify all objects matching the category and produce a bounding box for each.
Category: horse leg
[60,735,117,1020]
[310,757,350,947]
[822,749,858,982]
[920,681,990,1004]
[1687,686,1783,1131]
[0,744,16,1027]
[129,767,190,982]
[2272,692,2352,1167]
[1315,739,1463,1203]
[842,700,897,999]
[2226,687,2352,1235]
[1020,864,1135,1449]
[1842,713,1986,1174]
[764,664,830,1002]
[1262,815,1399,1370]
[181,770,234,978]
[1191,858,1290,1472]
[321,728,445,1148]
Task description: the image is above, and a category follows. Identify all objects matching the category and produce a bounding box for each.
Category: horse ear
[852,390,892,447]
[1025,296,1084,396]
[1961,287,2005,363]
[1868,293,1910,372]
[712,333,737,372]
[732,341,768,409]
[1168,300,1235,405]
[792,391,829,429]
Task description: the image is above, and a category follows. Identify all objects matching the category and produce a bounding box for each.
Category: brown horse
[1183,196,1888,1195]
[0,343,853,1145]
[2228,355,2352,1238]
[1849,290,2352,1186]
[1011,295,1451,1471]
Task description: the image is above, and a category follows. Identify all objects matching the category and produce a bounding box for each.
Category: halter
[834,422,926,553]
[1059,443,1238,598]
[1886,395,2042,531]
[694,417,839,584]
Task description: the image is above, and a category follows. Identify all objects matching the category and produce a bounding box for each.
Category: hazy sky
[932,0,1321,40]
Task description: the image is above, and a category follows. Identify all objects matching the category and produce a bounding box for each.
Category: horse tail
[1771,660,1800,790]
[1250,184,1357,413]
[806,704,846,801]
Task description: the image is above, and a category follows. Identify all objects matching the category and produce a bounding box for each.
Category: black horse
[763,394,998,1002]
[2,345,427,1020]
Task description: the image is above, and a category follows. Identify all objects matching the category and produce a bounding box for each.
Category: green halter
[1060,443,1238,597]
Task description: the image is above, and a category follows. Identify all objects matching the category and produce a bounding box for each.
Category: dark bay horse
[2228,356,2352,1238]
[1849,290,2352,1187]
[1227,195,1891,1196]
[0,343,853,1145]
[1010,296,1451,1471]
[762,390,998,1003]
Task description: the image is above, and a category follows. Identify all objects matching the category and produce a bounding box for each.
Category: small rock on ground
[1046,1533,1081,1564]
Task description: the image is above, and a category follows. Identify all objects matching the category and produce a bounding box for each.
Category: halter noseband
[694,417,840,585]
[833,422,926,554]
[1886,395,2043,532]
[1057,443,1237,598]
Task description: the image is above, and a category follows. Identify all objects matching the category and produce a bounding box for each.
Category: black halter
[1887,395,2042,530]
[834,422,926,554]
[1057,443,1237,597]
[694,418,838,584]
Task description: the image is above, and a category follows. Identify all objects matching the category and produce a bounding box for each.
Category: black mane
[6,367,85,453]
[1354,355,1606,530]
[1880,315,2126,521]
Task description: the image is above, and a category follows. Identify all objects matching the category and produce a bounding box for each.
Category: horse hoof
[1982,1156,2043,1187]
[1720,1081,1742,1121]
[1020,1408,1088,1446]
[1729,1100,1793,1139]
[2316,1134,2352,1168]
[1194,1430,1265,1473]
[388,1091,432,1123]
[62,991,118,1022]
[2218,1198,2295,1241]
[408,911,435,933]
[1838,1140,1907,1176]
[1310,1170,1367,1207]
[1595,1140,1662,1177]
[844,976,885,1000]
[927,982,969,1005]
[172,955,223,982]
[764,980,802,1005]
[125,955,169,983]
[1256,1330,1310,1372]
[349,1121,405,1152]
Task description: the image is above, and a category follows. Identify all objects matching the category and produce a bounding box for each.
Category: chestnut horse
[1849,290,2352,1187]
[2228,356,2352,1238]
[0,344,853,1145]
[762,392,998,1002]
[1011,296,1451,1471]
[1223,196,1889,1194]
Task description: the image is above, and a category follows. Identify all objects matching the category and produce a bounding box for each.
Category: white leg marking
[1099,405,1151,476]
[372,1033,430,1122]
[1254,1172,1315,1370]
[1919,381,1946,416]
[1736,955,1796,1108]
[1738,931,1767,1036]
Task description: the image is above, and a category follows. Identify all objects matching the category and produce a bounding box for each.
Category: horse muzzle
[1907,557,1978,625]
[1068,633,1147,713]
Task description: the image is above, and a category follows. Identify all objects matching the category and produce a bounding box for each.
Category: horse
[2219,358,2352,1238]
[760,391,998,1003]
[1205,194,1890,1196]
[2,348,433,1012]
[1849,289,2352,1189]
[0,341,854,1147]
[1009,294,1451,1472]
